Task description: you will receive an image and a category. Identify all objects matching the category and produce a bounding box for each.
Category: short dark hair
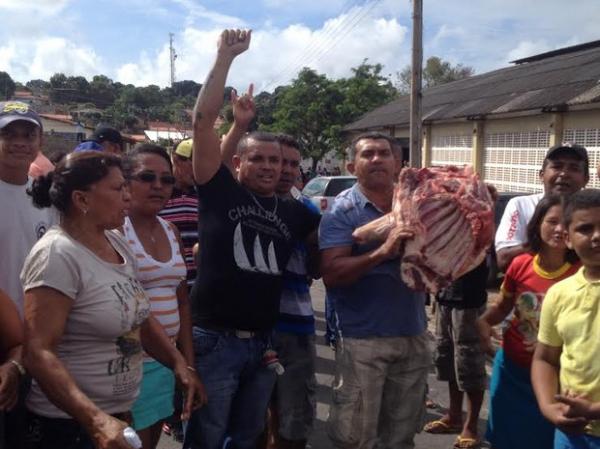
[274,133,301,152]
[526,194,578,263]
[563,189,600,228]
[28,151,123,213]
[237,131,281,156]
[348,132,393,160]
[127,143,172,172]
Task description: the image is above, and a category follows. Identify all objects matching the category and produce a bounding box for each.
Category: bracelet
[186,365,196,372]
[9,359,25,376]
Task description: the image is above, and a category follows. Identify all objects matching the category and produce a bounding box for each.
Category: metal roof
[345,41,600,132]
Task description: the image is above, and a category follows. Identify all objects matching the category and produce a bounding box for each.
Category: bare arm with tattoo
[192,29,251,185]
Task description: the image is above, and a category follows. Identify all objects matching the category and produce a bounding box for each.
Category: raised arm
[221,84,255,174]
[193,29,251,185]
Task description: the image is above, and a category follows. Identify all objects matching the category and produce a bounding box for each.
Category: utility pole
[169,33,177,87]
[409,0,423,168]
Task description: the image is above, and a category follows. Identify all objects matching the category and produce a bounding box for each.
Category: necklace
[248,191,278,216]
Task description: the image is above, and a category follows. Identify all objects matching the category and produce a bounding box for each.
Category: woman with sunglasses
[123,143,205,449]
[23,151,205,449]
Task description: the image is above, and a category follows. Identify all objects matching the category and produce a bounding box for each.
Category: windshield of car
[325,178,357,196]
[302,177,328,197]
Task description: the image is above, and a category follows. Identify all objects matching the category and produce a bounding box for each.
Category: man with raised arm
[183,30,320,449]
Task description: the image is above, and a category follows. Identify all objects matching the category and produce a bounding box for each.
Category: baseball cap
[73,141,104,152]
[91,126,122,144]
[545,142,589,164]
[0,101,43,130]
[174,139,193,159]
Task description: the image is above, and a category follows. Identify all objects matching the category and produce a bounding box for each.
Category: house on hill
[345,40,600,192]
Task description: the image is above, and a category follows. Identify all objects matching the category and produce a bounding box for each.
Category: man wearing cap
[75,125,123,154]
[159,138,199,290]
[0,101,56,315]
[495,142,589,270]
[0,101,55,449]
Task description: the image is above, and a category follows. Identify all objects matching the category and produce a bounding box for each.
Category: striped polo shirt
[159,186,199,290]
[275,196,319,335]
[123,217,187,359]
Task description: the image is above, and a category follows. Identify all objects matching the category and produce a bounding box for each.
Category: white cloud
[0,0,70,14]
[0,38,104,82]
[506,40,552,62]
[116,7,408,92]
[2,0,600,96]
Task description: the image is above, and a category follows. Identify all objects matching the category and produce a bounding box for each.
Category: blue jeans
[184,327,276,449]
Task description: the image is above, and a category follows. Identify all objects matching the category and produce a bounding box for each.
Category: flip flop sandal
[423,419,462,434]
[453,436,482,449]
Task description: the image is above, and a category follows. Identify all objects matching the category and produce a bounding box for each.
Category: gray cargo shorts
[434,304,487,392]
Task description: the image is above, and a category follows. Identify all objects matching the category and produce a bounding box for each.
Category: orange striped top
[123,217,186,361]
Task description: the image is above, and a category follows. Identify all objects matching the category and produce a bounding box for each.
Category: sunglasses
[133,172,176,185]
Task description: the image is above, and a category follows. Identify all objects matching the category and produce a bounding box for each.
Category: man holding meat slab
[319,132,431,449]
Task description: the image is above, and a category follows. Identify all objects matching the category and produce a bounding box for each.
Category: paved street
[160,281,493,449]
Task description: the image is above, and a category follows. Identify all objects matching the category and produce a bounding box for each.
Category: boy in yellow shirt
[533,189,600,449]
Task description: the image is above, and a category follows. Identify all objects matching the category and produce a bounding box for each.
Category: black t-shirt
[435,260,488,309]
[191,165,321,331]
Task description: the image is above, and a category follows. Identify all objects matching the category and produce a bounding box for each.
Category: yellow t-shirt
[538,267,600,436]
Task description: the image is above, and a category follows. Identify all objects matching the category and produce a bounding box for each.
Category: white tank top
[123,216,186,357]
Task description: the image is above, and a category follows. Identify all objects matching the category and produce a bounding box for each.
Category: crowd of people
[1,28,600,449]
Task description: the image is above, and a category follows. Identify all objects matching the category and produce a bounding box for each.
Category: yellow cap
[174,139,193,159]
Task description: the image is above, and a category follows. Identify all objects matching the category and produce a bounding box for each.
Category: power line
[262,0,373,91]
[263,2,366,90]
[261,0,362,89]
[311,0,382,67]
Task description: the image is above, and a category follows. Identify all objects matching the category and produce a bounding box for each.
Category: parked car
[487,191,529,287]
[302,176,357,213]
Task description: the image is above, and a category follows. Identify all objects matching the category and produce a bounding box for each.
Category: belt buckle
[235,330,254,339]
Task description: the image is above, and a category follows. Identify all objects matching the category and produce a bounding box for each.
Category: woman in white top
[22,151,205,449]
[124,143,202,449]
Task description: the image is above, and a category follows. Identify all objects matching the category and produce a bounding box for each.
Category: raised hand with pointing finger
[231,83,255,129]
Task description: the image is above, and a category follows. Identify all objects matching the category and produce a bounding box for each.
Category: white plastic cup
[123,427,142,449]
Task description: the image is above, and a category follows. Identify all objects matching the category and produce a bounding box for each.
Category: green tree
[89,75,116,108]
[396,56,474,94]
[269,68,345,171]
[26,79,50,93]
[0,72,16,100]
[264,63,397,169]
[337,60,397,124]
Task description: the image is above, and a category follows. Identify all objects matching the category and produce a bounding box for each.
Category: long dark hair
[28,150,123,213]
[526,194,578,263]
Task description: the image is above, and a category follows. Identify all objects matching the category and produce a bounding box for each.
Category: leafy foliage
[396,56,474,94]
[10,60,398,167]
[0,72,16,100]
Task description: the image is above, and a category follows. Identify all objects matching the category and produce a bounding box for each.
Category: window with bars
[563,129,600,189]
[431,134,473,166]
[483,131,550,193]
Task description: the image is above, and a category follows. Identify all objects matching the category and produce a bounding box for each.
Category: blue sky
[0,0,599,92]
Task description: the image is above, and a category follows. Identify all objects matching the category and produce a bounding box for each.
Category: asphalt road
[159,281,494,449]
